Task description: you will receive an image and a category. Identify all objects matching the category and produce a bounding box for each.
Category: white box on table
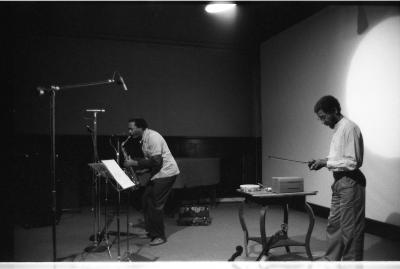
[271,177,304,193]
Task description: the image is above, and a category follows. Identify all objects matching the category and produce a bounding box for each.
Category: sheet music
[101,159,136,190]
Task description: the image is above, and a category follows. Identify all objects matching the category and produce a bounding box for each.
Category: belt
[333,169,366,186]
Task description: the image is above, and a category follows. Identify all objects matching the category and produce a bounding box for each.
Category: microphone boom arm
[52,79,115,91]
[37,71,126,94]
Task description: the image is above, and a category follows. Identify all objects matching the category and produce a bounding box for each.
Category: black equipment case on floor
[177,205,212,226]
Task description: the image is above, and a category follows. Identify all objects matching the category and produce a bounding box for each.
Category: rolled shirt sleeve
[141,129,180,180]
[146,133,162,156]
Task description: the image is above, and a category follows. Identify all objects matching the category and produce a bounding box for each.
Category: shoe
[149,237,166,246]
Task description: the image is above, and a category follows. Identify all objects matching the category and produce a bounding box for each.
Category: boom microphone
[117,74,128,91]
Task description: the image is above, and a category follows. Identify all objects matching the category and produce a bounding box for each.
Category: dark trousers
[142,175,176,240]
[325,170,366,261]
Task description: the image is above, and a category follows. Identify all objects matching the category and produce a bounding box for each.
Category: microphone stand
[50,89,57,262]
[84,109,112,256]
[109,136,137,261]
[36,72,127,261]
[112,137,122,260]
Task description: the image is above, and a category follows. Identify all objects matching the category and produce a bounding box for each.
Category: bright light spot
[346,16,400,158]
[205,3,236,14]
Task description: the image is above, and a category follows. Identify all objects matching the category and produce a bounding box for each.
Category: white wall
[260,5,400,225]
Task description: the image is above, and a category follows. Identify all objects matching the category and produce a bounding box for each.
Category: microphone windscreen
[236,246,243,255]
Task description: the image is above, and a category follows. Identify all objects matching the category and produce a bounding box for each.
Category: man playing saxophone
[123,118,179,246]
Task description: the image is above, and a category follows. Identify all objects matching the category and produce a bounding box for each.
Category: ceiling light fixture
[205,3,236,14]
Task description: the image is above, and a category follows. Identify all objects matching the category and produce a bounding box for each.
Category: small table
[237,189,318,261]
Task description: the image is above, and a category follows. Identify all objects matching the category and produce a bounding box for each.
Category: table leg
[256,206,268,261]
[283,203,291,254]
[238,202,249,256]
[304,202,315,260]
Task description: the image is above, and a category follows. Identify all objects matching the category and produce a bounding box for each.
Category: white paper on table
[101,159,136,190]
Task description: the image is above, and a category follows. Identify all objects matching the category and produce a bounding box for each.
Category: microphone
[86,109,106,113]
[36,85,60,95]
[36,86,47,95]
[228,245,243,261]
[117,74,128,91]
[121,135,132,147]
[85,125,93,133]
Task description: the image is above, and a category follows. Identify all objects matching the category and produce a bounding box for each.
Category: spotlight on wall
[346,16,400,158]
[205,3,236,14]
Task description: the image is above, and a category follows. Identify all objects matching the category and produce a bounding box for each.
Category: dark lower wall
[12,134,261,224]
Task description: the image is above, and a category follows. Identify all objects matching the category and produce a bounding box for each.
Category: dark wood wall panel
[13,134,262,215]
[166,136,261,198]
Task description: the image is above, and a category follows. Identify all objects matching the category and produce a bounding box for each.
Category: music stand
[89,159,137,260]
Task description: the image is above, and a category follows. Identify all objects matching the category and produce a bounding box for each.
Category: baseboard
[307,203,400,241]
[217,197,245,203]
[306,203,330,218]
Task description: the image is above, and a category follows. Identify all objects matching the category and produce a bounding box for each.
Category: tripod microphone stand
[36,71,128,261]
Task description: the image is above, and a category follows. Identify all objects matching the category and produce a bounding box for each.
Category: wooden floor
[13,202,400,262]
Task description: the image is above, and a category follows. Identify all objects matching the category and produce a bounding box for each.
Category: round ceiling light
[205,3,236,14]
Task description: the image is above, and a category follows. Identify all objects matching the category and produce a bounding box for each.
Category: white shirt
[326,117,364,172]
[141,129,180,180]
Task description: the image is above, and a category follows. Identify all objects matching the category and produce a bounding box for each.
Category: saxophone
[121,136,140,186]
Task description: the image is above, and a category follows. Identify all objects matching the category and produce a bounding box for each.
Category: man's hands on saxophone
[123,158,139,168]
[121,136,137,168]
[121,136,151,187]
[120,136,140,181]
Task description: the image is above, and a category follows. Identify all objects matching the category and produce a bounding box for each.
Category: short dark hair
[314,95,341,114]
[128,118,148,129]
